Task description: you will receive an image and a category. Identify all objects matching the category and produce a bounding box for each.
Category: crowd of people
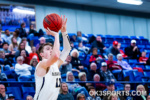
[0,22,150,100]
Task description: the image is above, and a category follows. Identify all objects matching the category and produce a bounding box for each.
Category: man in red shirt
[139,51,148,64]
[29,46,39,62]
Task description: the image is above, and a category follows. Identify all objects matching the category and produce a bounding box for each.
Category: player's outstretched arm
[58,15,71,67]
[41,28,60,69]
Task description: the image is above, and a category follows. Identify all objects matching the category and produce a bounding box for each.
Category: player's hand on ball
[61,15,67,33]
[46,28,58,36]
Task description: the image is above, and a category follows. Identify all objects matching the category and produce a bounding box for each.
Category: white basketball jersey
[34,62,61,100]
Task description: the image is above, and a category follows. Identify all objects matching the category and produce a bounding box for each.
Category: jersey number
[56,78,61,88]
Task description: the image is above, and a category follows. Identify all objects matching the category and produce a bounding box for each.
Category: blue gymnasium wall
[35,5,150,40]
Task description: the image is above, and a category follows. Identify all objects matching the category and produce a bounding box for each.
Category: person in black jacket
[89,36,106,54]
[125,40,141,59]
[19,23,27,38]
[29,24,37,36]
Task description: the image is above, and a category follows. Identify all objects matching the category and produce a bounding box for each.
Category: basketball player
[34,16,71,100]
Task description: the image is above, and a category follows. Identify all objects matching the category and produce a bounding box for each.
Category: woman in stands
[9,37,18,55]
[135,84,147,100]
[30,58,38,75]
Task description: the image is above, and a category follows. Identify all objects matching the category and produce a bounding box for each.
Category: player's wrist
[62,31,67,36]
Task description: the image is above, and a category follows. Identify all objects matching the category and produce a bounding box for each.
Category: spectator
[125,40,141,59]
[15,56,31,76]
[106,53,122,71]
[36,37,46,50]
[20,50,30,64]
[57,82,74,100]
[21,38,32,53]
[2,29,12,44]
[38,29,44,37]
[0,50,13,70]
[108,93,118,100]
[29,24,37,36]
[78,42,89,54]
[89,35,106,54]
[103,81,125,100]
[139,51,148,64]
[87,63,99,81]
[8,37,18,55]
[12,30,21,44]
[30,58,38,75]
[60,55,79,75]
[6,93,15,100]
[123,84,133,100]
[89,48,103,67]
[0,84,6,100]
[147,95,150,100]
[93,74,106,91]
[70,35,77,42]
[87,86,101,100]
[135,84,147,100]
[15,42,29,59]
[107,41,120,58]
[19,22,27,38]
[99,62,116,82]
[29,46,39,62]
[26,95,33,100]
[0,31,5,48]
[117,43,127,58]
[76,93,86,100]
[66,71,89,97]
[117,54,132,70]
[77,31,88,43]
[0,66,7,81]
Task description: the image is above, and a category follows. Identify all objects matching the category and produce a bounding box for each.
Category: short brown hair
[92,48,97,52]
[37,43,53,60]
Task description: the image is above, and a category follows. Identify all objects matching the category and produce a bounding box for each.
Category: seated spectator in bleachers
[125,40,141,59]
[106,54,122,71]
[147,95,150,100]
[66,71,89,97]
[19,22,27,38]
[29,46,39,62]
[29,24,37,36]
[21,38,32,53]
[26,95,33,100]
[36,37,46,50]
[15,42,29,59]
[87,86,101,100]
[89,48,103,68]
[30,58,38,75]
[78,72,90,90]
[57,82,74,100]
[107,41,120,58]
[0,51,13,70]
[123,84,133,100]
[117,43,127,58]
[38,29,44,37]
[70,41,76,50]
[103,81,125,100]
[117,54,132,70]
[93,74,106,91]
[0,66,7,81]
[0,31,5,48]
[76,93,86,100]
[60,55,79,75]
[6,93,15,100]
[139,51,148,64]
[15,56,31,76]
[70,35,77,42]
[108,93,118,100]
[135,84,147,100]
[77,31,88,43]
[0,84,6,100]
[20,50,30,64]
[89,35,106,54]
[8,37,18,55]
[78,42,89,54]
[99,62,116,82]
[1,29,12,44]
[87,63,99,81]
[11,30,21,44]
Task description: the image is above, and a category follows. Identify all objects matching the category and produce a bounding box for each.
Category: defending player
[34,16,71,100]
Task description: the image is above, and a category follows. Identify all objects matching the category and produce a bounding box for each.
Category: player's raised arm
[58,15,71,67]
[40,28,60,69]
